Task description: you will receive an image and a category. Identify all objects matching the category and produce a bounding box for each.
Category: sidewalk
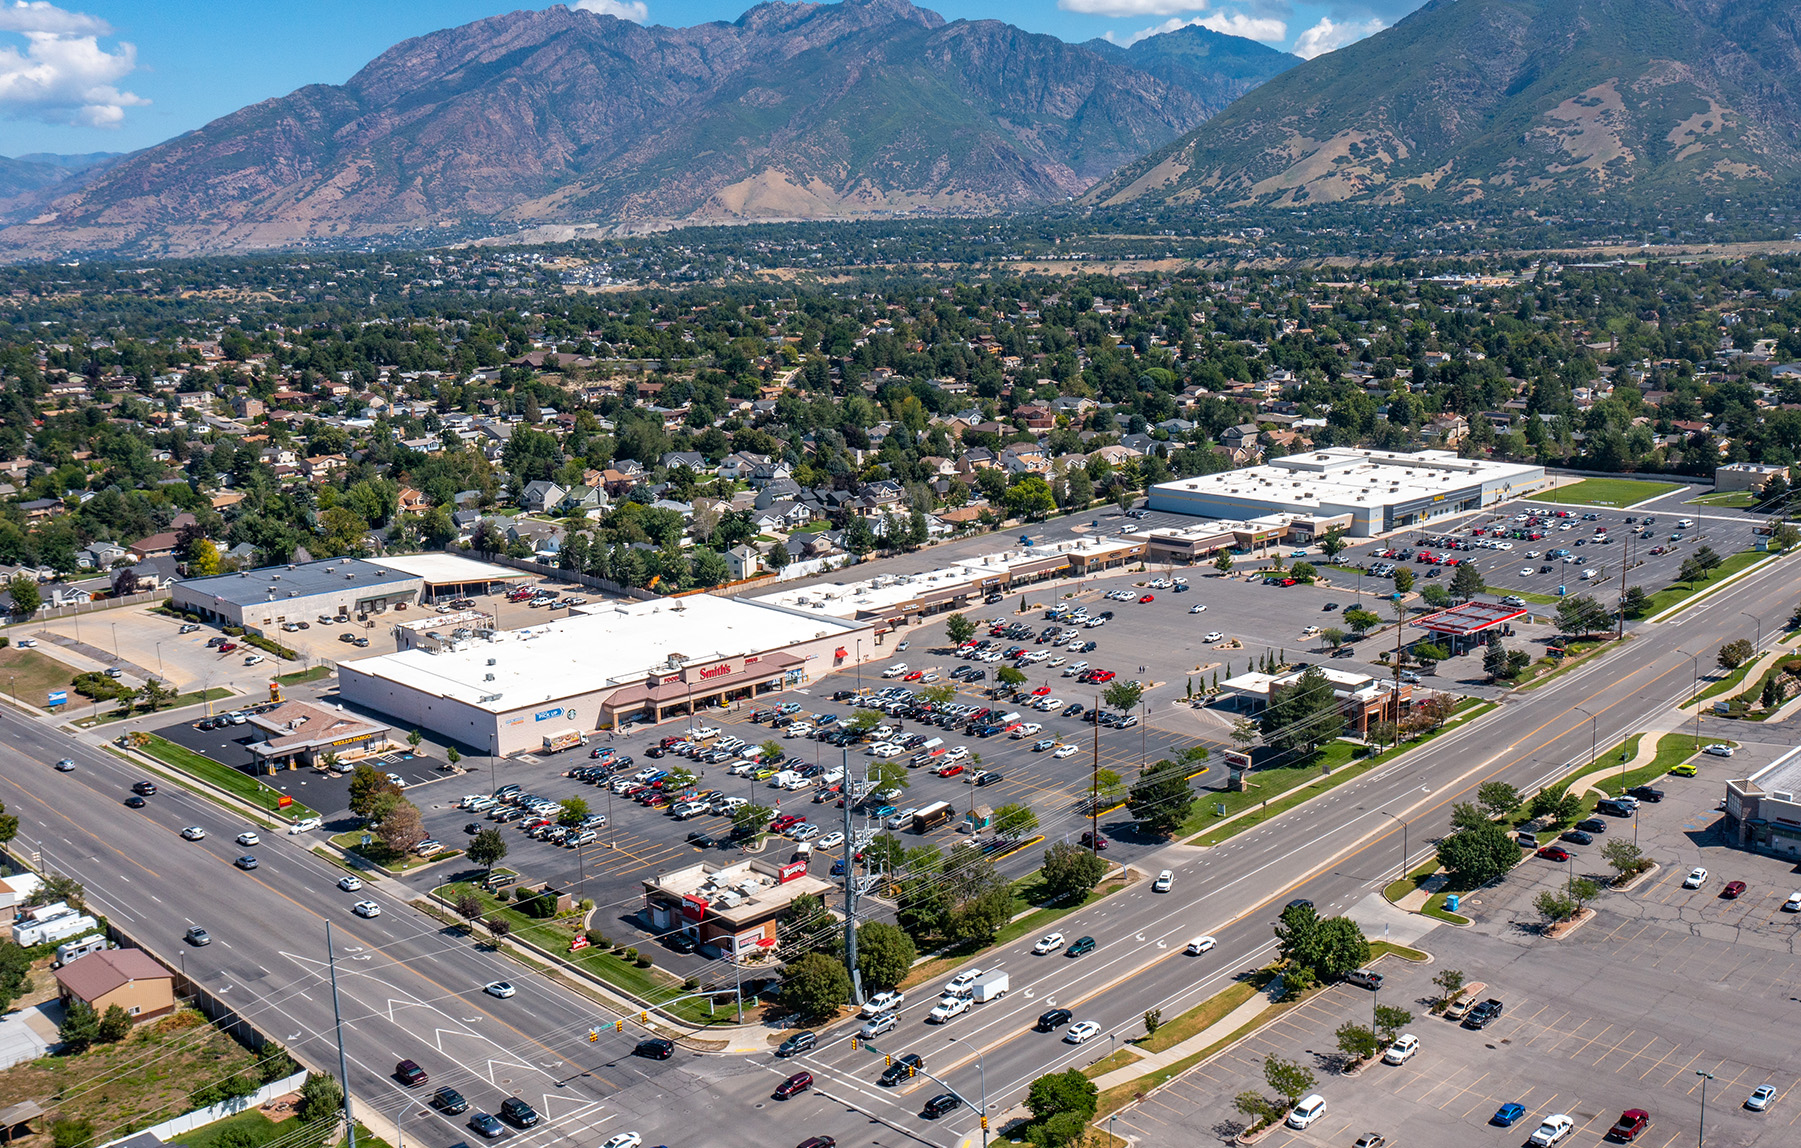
[1087,978,1285,1091]
[1566,712,1684,799]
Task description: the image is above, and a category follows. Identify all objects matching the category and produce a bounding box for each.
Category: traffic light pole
[860,1042,985,1145]
[842,747,863,1007]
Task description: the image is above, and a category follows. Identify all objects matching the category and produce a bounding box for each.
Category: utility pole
[1617,532,1630,639]
[841,747,862,1006]
[327,922,357,1148]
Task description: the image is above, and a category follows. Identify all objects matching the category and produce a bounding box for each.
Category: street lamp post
[1573,704,1597,768]
[1377,810,1407,883]
[946,1035,989,1148]
[1697,1069,1715,1146]
[1677,648,1701,749]
[1741,610,1764,653]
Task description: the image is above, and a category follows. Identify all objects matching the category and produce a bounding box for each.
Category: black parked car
[1464,999,1504,1029]
[1626,786,1664,803]
[1575,818,1608,834]
[664,932,697,954]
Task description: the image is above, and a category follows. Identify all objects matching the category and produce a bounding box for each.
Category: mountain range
[1089,0,1801,212]
[0,0,1293,259]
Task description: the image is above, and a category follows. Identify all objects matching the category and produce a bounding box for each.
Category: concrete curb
[1644,547,1790,625]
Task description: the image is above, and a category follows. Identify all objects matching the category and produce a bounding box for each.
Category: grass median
[1643,549,1772,618]
[134,733,317,820]
[74,688,234,727]
[433,882,729,1026]
[1184,701,1495,845]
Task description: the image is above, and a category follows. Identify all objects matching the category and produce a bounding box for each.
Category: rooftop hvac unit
[487,658,497,665]
[272,573,281,580]
[484,673,494,681]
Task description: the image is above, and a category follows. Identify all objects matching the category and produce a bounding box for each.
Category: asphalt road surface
[3,545,1796,1148]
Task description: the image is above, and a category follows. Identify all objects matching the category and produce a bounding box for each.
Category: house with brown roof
[54,948,175,1023]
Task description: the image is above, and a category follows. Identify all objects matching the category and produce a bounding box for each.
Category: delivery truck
[541,729,587,753]
[912,801,956,833]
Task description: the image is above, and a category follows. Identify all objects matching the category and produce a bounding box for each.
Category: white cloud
[1105,12,1286,47]
[0,1,144,128]
[1292,15,1384,59]
[1062,0,1208,18]
[574,0,650,23]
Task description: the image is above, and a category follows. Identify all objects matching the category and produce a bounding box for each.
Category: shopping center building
[1148,448,1549,537]
[336,593,872,755]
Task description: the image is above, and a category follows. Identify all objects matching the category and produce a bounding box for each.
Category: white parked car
[1033,932,1065,954]
[886,808,918,830]
[1153,869,1174,893]
[1683,866,1708,888]
[881,663,909,678]
[1528,1114,1574,1146]
[337,875,363,891]
[1185,936,1215,955]
[1784,891,1801,912]
[602,1134,642,1148]
[1064,1021,1100,1044]
[1382,1034,1418,1065]
[1704,743,1735,757]
[1189,604,1207,614]
[869,743,905,758]
[1203,631,1224,643]
[1053,744,1078,758]
[816,831,845,850]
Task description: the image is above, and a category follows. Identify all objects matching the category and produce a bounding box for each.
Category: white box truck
[970,969,1009,1002]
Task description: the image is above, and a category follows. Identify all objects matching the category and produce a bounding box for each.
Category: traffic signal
[588,1029,599,1043]
[849,1038,860,1051]
[980,1117,989,1131]
[639,1011,648,1024]
[613,1019,623,1032]
[885,1054,894,1067]
[907,1065,917,1078]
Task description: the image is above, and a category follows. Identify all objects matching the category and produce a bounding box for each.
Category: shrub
[585,930,610,948]
[623,947,639,961]
[51,1117,94,1148]
[634,955,653,968]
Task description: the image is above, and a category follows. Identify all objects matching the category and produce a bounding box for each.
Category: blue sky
[0,0,1428,157]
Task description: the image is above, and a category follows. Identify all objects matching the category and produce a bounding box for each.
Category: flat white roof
[1153,448,1542,515]
[753,536,1140,620]
[342,594,863,711]
[379,553,533,585]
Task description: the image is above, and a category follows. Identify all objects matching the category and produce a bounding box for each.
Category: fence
[98,1071,310,1147]
[15,588,164,624]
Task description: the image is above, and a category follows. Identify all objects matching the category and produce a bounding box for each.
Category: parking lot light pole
[1697,1069,1715,1146]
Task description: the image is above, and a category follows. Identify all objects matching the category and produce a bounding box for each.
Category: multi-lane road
[3,545,1795,1148]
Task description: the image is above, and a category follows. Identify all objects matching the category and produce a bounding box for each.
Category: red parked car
[1722,881,1747,899]
[1606,1109,1649,1142]
[1138,594,1154,603]
[1536,845,1572,862]
[935,763,964,778]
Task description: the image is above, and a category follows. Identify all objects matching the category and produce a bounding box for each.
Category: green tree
[1451,802,1490,831]
[945,612,976,645]
[1335,1022,1380,1063]
[58,999,100,1053]
[0,800,17,849]
[1450,560,1485,601]
[1315,916,1371,980]
[446,746,462,767]
[1621,585,1649,617]
[1569,877,1599,908]
[1771,523,1800,552]
[1040,841,1107,903]
[1126,757,1197,837]
[1103,679,1145,713]
[1601,838,1645,877]
[97,1004,132,1043]
[993,802,1038,840]
[1321,627,1345,650]
[1264,1053,1315,1106]
[779,950,851,1020]
[5,575,40,617]
[733,803,774,844]
[50,1118,93,1148]
[1421,584,1451,609]
[855,922,916,991]
[1143,1007,1162,1037]
[0,941,33,1012]
[1436,820,1521,886]
[996,665,1027,689]
[1554,594,1608,639]
[1432,967,1466,1004]
[1483,638,1510,680]
[1260,666,1343,754]
[1213,550,1234,575]
[1374,1004,1413,1042]
[1694,545,1723,574]
[1274,901,1323,970]
[1391,567,1415,595]
[347,763,400,821]
[1344,607,1381,635]
[1318,528,1347,562]
[1477,782,1521,818]
[467,828,508,878]
[1535,889,1576,924]
[375,799,427,855]
[1233,1091,1285,1131]
[296,1073,345,1123]
[1718,638,1755,671]
[557,797,590,827]
[1025,1068,1098,1125]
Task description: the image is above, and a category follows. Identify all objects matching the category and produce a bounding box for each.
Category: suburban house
[54,949,176,1023]
[519,481,567,513]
